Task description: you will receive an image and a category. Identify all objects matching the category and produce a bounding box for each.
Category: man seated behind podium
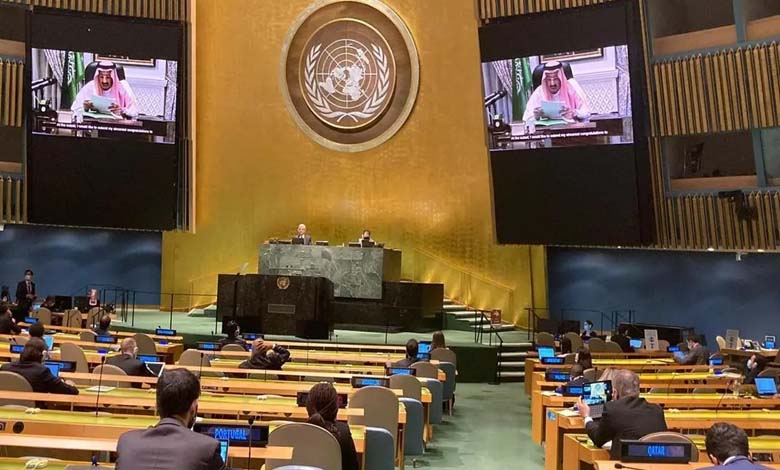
[71,61,139,119]
[700,423,771,470]
[295,223,312,245]
[393,339,420,368]
[239,339,290,370]
[577,369,667,459]
[107,338,152,383]
[522,61,590,122]
[357,229,374,244]
[0,338,79,395]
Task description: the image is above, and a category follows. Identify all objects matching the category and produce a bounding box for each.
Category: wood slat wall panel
[477,0,614,18]
[0,59,23,128]
[0,0,184,19]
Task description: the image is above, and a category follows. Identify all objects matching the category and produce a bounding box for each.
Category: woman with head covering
[305,382,359,470]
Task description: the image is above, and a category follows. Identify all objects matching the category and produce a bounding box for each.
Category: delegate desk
[258,243,401,299]
[202,348,405,365]
[0,333,183,362]
[722,348,778,364]
[565,434,780,470]
[595,462,780,470]
[18,322,185,343]
[525,357,717,396]
[532,372,734,393]
[251,339,406,353]
[545,408,780,470]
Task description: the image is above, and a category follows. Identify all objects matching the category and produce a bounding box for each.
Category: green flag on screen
[61,51,85,108]
[511,57,533,121]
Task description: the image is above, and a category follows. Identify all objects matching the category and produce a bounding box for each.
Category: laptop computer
[417,341,432,354]
[673,350,685,361]
[145,362,166,377]
[755,377,777,397]
[765,336,776,349]
[138,355,162,363]
[43,335,54,350]
[45,362,61,378]
[45,360,77,373]
[629,338,643,349]
[219,440,229,463]
[537,346,555,359]
[582,380,613,418]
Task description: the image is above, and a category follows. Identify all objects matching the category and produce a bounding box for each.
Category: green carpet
[412,383,543,470]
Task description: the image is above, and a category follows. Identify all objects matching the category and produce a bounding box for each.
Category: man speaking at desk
[71,61,138,119]
[522,61,590,122]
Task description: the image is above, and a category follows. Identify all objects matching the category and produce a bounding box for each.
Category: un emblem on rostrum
[282,0,419,152]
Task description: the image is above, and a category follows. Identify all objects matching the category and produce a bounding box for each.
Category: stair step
[447,310,477,318]
[498,371,525,378]
[499,351,528,358]
[443,298,455,305]
[498,361,525,368]
[443,304,466,311]
[501,342,534,348]
[473,323,516,332]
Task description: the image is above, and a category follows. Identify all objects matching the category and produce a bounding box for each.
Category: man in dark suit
[14,269,36,321]
[393,339,419,368]
[566,364,588,387]
[116,368,226,470]
[93,315,112,337]
[577,369,667,459]
[0,304,21,335]
[699,422,771,470]
[610,325,634,353]
[108,338,152,380]
[295,223,312,245]
[239,339,291,370]
[0,338,79,395]
[677,334,710,365]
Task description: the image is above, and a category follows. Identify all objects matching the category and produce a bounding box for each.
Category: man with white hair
[107,337,152,380]
[577,369,667,459]
[294,223,312,245]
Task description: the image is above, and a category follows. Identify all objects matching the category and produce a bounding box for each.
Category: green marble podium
[258,244,401,299]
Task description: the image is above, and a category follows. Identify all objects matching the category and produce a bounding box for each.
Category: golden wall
[161,0,547,325]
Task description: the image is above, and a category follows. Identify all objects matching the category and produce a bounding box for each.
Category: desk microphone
[94,355,107,417]
[246,416,255,470]
[614,463,648,470]
[198,353,205,382]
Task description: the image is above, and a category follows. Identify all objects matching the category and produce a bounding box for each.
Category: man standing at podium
[295,224,312,245]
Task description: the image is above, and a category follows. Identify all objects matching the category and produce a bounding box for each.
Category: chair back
[87,307,102,327]
[658,339,670,351]
[534,332,556,348]
[132,333,157,356]
[389,374,422,401]
[92,364,129,388]
[410,361,438,379]
[583,368,598,382]
[564,332,584,352]
[80,330,97,343]
[399,398,425,457]
[587,337,607,352]
[267,423,341,470]
[716,335,727,350]
[34,308,52,325]
[430,347,457,365]
[0,371,34,407]
[178,349,211,367]
[348,386,399,451]
[604,341,623,353]
[274,467,325,470]
[365,426,396,470]
[563,353,576,364]
[438,361,457,400]
[65,309,82,329]
[758,368,780,380]
[221,344,246,352]
[639,432,699,461]
[60,342,89,374]
[420,378,443,425]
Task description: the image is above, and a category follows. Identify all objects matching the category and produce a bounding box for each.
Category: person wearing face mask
[116,368,226,470]
[14,269,36,322]
[744,354,768,385]
[581,320,597,341]
[107,338,152,383]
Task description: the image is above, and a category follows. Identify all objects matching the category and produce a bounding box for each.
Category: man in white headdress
[71,61,139,119]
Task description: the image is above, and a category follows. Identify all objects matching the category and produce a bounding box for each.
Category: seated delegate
[676,334,709,365]
[217,320,246,350]
[393,339,420,368]
[1,338,79,395]
[306,382,359,470]
[107,338,153,382]
[239,339,291,370]
[93,315,112,337]
[0,303,21,335]
[701,422,771,470]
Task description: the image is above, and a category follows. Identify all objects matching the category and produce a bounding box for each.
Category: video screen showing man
[481,46,633,151]
[30,49,178,144]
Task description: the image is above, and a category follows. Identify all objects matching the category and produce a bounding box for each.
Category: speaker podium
[217,274,334,339]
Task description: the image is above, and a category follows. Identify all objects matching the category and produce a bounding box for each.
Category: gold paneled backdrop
[479,0,780,252]
[159,0,548,325]
[1,0,186,19]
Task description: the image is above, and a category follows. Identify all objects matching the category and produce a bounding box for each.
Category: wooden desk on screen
[545,408,780,470]
[594,462,780,470]
[0,333,183,362]
[202,348,405,366]
[18,322,185,343]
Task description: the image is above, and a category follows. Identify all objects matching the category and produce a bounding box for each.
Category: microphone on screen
[94,354,107,417]
[246,416,255,470]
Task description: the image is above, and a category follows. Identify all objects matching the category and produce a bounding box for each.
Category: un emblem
[282,0,419,152]
[276,276,291,290]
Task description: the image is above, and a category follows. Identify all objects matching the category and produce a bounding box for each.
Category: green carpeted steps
[443,298,517,333]
[498,341,533,382]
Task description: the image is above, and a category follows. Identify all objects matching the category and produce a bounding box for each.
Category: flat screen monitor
[545,371,569,382]
[45,362,61,377]
[709,358,724,366]
[24,317,38,324]
[386,367,416,376]
[95,335,117,344]
[138,355,162,363]
[417,341,432,354]
[155,328,177,337]
[541,357,564,365]
[667,346,680,353]
[756,377,777,396]
[629,339,643,349]
[620,440,692,463]
[199,342,220,351]
[351,376,390,389]
[45,360,77,373]
[536,346,555,359]
[193,423,269,448]
[10,344,24,354]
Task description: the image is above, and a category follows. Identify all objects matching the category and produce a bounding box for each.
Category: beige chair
[604,341,623,353]
[758,368,780,380]
[221,344,246,352]
[587,337,607,352]
[266,422,341,470]
[92,364,129,388]
[11,336,28,345]
[583,368,598,382]
[430,347,457,365]
[648,388,670,394]
[640,431,699,461]
[34,308,52,325]
[132,333,157,356]
[564,332,584,352]
[80,330,97,343]
[0,371,35,407]
[563,353,576,364]
[65,309,83,329]
[534,332,556,348]
[389,374,422,401]
[411,361,439,379]
[716,335,727,350]
[658,339,670,351]
[87,307,102,327]
[348,386,400,452]
[60,343,90,381]
[178,349,210,367]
